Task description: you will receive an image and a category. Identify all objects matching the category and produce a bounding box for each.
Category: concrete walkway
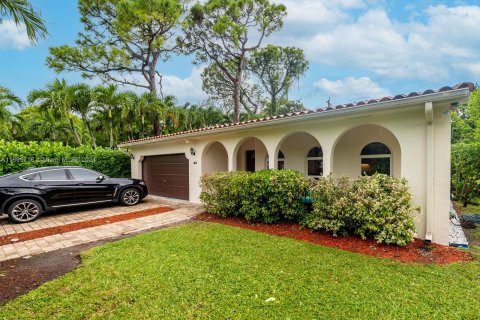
[0,196,203,262]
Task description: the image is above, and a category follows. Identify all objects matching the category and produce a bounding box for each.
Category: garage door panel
[142,154,189,200]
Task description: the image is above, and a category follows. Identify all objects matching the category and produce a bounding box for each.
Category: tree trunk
[83,116,97,149]
[153,113,160,136]
[141,113,145,138]
[233,71,242,123]
[127,122,132,141]
[270,90,277,116]
[109,108,114,149]
[68,116,82,146]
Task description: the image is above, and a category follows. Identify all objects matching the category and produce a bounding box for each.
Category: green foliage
[202,171,418,245]
[451,142,480,207]
[0,0,48,42]
[0,140,130,178]
[47,0,185,95]
[200,171,249,217]
[182,0,287,122]
[200,170,310,223]
[303,174,419,246]
[452,87,480,144]
[240,170,311,223]
[249,45,309,115]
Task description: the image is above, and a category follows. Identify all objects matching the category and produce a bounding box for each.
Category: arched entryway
[234,137,268,172]
[275,132,324,177]
[202,141,228,175]
[333,124,401,177]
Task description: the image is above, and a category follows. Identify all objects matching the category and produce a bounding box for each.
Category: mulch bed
[0,207,173,246]
[196,213,473,264]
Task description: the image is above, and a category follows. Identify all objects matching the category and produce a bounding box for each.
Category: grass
[1,222,479,320]
[453,200,480,215]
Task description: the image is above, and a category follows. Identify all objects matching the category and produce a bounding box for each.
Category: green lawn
[453,201,480,215]
[1,222,479,320]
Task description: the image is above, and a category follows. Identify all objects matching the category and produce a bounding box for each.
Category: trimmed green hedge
[0,141,131,178]
[200,170,311,223]
[200,170,419,246]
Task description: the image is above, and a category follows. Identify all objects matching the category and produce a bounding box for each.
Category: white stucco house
[119,82,474,245]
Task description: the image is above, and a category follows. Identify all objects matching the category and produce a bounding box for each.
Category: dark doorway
[246,150,255,172]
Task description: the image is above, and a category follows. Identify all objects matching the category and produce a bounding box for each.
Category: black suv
[0,166,148,223]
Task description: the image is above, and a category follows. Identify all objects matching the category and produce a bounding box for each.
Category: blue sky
[0,0,479,109]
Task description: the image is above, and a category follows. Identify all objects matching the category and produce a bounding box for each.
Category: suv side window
[22,172,41,181]
[38,169,68,181]
[68,169,101,181]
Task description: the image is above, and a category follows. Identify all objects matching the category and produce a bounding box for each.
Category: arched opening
[333,125,401,177]
[275,132,323,176]
[235,137,268,172]
[202,141,228,175]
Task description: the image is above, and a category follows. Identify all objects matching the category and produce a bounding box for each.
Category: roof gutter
[119,88,470,148]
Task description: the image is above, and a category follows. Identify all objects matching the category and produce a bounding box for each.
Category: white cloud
[271,2,480,81]
[162,67,207,104]
[0,20,31,50]
[314,77,391,101]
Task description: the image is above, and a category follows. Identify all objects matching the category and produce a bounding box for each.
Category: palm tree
[119,91,139,141]
[0,86,21,134]
[15,106,71,142]
[92,84,122,149]
[0,0,48,43]
[28,79,83,146]
[71,84,97,148]
[138,92,156,138]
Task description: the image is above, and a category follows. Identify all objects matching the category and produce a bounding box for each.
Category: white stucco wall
[124,97,461,245]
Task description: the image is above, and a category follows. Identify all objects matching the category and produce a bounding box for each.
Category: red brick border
[0,207,173,246]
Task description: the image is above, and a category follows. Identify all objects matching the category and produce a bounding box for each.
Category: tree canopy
[47,0,186,95]
[181,0,286,122]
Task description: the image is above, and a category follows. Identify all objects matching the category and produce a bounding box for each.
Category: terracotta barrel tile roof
[121,82,474,145]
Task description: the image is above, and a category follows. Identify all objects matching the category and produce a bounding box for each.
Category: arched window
[265,151,286,170]
[306,146,323,177]
[360,142,391,176]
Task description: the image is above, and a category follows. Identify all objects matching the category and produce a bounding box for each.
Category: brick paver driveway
[0,196,203,262]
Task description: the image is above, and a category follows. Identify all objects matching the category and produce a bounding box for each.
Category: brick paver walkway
[0,196,203,262]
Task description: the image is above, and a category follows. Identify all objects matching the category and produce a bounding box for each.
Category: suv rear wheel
[7,199,43,223]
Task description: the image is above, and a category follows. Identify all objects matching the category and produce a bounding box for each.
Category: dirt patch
[0,207,173,246]
[196,213,472,264]
[0,219,190,305]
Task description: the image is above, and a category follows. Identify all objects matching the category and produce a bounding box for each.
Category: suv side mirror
[96,175,105,182]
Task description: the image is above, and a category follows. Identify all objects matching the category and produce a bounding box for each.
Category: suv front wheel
[120,188,141,206]
[7,199,43,223]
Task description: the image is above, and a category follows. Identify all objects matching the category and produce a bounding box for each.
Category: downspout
[425,102,434,242]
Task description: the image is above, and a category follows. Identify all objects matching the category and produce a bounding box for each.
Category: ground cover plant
[0,223,478,319]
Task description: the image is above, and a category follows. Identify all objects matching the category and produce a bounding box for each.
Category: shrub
[239,170,311,223]
[0,141,130,178]
[200,169,310,223]
[200,171,249,217]
[451,142,480,207]
[303,174,419,246]
[302,176,354,236]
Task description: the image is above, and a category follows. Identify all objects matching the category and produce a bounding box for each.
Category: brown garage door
[142,154,189,200]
